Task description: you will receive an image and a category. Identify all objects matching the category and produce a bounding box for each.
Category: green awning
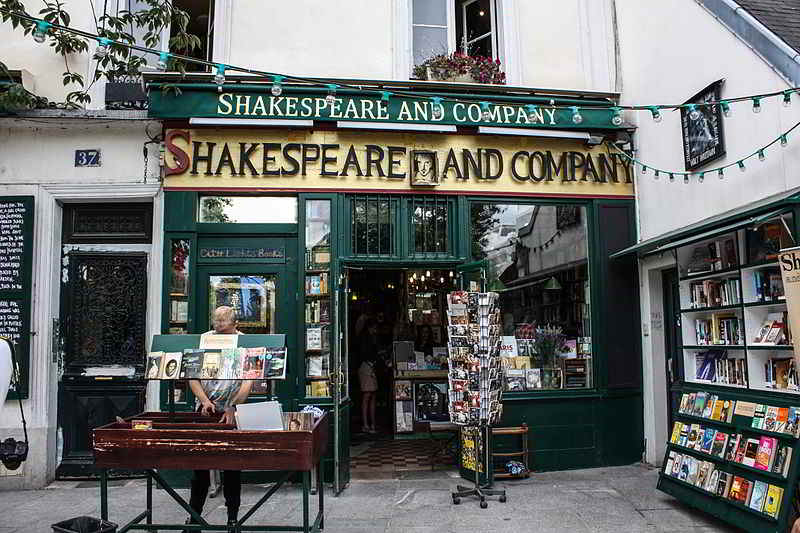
[610,185,800,259]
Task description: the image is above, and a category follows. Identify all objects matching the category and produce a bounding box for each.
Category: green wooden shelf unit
[659,211,800,532]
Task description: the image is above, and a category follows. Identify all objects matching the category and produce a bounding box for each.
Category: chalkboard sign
[0,196,34,400]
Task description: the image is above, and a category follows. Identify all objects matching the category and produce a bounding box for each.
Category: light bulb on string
[610,107,623,126]
[32,21,50,43]
[683,174,690,184]
[758,149,766,162]
[738,160,746,172]
[718,168,724,179]
[449,271,454,277]
[698,172,705,183]
[669,173,675,182]
[480,101,491,121]
[156,52,169,71]
[649,106,662,123]
[525,104,539,122]
[95,37,111,58]
[781,135,788,147]
[641,165,647,174]
[271,75,284,96]
[720,100,732,117]
[380,91,392,112]
[752,97,762,113]
[654,170,660,180]
[426,270,431,277]
[431,97,443,120]
[784,90,793,107]
[687,104,701,121]
[213,64,226,89]
[570,106,583,124]
[325,84,338,105]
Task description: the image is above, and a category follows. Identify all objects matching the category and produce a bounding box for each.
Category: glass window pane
[168,239,190,334]
[466,34,492,58]
[412,198,449,254]
[464,0,492,39]
[471,203,591,391]
[208,275,276,334]
[413,0,447,25]
[413,26,448,66]
[198,196,297,223]
[305,200,331,269]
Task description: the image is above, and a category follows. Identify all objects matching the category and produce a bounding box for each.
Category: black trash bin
[51,516,117,533]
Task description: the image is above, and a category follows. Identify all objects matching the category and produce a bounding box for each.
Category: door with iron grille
[56,252,148,478]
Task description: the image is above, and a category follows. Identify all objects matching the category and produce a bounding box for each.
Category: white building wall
[616,0,800,465]
[0,120,163,488]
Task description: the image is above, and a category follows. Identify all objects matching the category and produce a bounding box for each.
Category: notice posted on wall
[0,199,28,291]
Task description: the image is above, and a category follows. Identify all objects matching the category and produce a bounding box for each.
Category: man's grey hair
[213,305,237,323]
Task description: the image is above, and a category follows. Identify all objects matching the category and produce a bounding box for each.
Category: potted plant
[412,52,506,85]
[532,325,567,370]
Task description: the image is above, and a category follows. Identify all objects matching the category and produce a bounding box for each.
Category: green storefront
[146,74,644,491]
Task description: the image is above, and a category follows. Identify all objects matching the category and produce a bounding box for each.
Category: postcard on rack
[218,349,241,379]
[161,352,182,379]
[180,349,205,379]
[200,350,221,379]
[146,352,164,379]
[200,333,240,350]
[242,347,266,379]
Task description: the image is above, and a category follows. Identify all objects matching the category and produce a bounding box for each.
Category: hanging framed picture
[681,80,726,171]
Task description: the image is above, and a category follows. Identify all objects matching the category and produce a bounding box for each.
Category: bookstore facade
[617,187,800,531]
[149,79,643,487]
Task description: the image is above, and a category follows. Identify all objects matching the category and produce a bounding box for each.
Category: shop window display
[470,203,592,391]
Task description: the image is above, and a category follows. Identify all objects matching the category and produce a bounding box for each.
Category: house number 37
[74,149,101,167]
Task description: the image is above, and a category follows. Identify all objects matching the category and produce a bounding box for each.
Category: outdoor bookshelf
[659,211,800,532]
[304,200,332,399]
[657,384,800,532]
[677,212,796,395]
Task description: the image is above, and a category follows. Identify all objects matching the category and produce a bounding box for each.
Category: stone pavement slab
[0,464,741,533]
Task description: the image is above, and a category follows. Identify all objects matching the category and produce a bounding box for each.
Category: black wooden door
[662,267,681,433]
[56,252,148,479]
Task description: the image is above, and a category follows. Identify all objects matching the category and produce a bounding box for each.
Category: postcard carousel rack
[446,291,506,508]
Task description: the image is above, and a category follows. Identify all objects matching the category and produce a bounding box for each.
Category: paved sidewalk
[0,464,738,533]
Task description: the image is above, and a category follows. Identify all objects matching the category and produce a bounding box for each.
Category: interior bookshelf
[304,200,332,399]
[677,212,797,395]
[658,385,800,532]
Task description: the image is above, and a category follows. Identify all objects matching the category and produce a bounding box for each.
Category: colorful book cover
[755,437,776,471]
[679,393,690,413]
[695,461,711,488]
[724,434,740,461]
[199,350,221,379]
[764,485,783,517]
[218,348,242,380]
[749,480,768,512]
[161,352,182,379]
[700,428,716,453]
[703,395,716,418]
[763,406,779,432]
[752,404,766,429]
[720,399,734,422]
[786,407,800,437]
[665,451,676,475]
[771,445,788,476]
[678,456,691,481]
[733,436,748,463]
[711,432,728,458]
[775,407,789,433]
[180,349,204,379]
[264,347,287,379]
[711,398,724,420]
[146,352,164,379]
[743,438,760,467]
[687,424,701,449]
[671,453,683,477]
[686,458,699,485]
[242,347,266,379]
[728,476,747,503]
[693,392,707,417]
[678,423,691,447]
[670,422,682,444]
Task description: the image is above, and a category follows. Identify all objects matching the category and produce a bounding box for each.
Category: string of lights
[4,7,800,180]
[608,119,800,183]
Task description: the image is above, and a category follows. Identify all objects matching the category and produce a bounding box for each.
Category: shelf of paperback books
[658,386,800,531]
[304,199,333,399]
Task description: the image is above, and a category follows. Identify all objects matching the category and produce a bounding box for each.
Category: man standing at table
[187,305,252,529]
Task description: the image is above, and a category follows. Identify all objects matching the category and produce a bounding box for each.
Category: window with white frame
[411,0,501,72]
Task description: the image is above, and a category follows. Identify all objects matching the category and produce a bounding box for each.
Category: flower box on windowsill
[426,68,474,83]
[413,53,506,85]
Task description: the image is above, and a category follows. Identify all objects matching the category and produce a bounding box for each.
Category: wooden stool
[492,423,530,479]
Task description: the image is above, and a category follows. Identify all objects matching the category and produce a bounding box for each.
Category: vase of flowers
[532,325,567,371]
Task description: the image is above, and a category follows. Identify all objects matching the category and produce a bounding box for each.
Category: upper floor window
[411,0,499,69]
[170,0,215,71]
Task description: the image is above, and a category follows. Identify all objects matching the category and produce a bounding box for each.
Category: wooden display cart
[93,411,328,533]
